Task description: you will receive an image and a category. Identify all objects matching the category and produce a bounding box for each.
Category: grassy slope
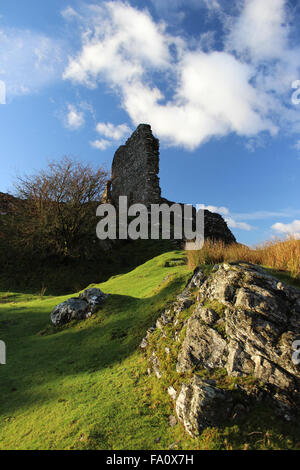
[0,252,299,450]
[0,239,175,295]
[0,251,191,450]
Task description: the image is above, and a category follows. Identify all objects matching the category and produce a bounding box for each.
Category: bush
[1,157,108,260]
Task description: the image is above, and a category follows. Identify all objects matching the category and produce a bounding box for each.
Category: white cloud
[120,50,277,150]
[63,1,300,150]
[197,204,253,231]
[226,0,288,61]
[90,121,131,150]
[63,2,172,88]
[0,27,65,98]
[96,122,131,140]
[90,139,111,150]
[225,217,253,231]
[197,204,300,233]
[272,219,300,237]
[65,104,85,130]
[226,0,300,133]
[232,208,300,221]
[197,204,229,216]
[61,6,80,21]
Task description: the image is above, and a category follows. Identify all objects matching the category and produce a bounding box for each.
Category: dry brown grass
[186,237,300,279]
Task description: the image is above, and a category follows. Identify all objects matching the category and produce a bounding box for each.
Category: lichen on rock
[50,287,108,326]
[141,262,300,436]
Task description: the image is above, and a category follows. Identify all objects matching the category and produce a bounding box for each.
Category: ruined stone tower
[102,123,236,244]
[103,124,161,207]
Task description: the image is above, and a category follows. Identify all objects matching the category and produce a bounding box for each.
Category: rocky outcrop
[177,319,227,372]
[142,262,300,436]
[203,210,236,244]
[50,287,108,326]
[194,263,300,385]
[176,377,233,436]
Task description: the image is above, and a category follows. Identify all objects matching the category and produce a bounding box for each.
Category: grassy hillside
[0,251,190,449]
[0,251,299,450]
[0,239,175,295]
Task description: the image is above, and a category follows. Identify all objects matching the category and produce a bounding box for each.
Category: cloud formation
[272,219,300,238]
[90,139,111,150]
[96,122,131,140]
[62,0,300,150]
[0,27,65,98]
[61,6,80,21]
[90,121,131,150]
[65,104,85,129]
[231,208,300,221]
[197,204,300,233]
[226,0,289,62]
[197,204,253,231]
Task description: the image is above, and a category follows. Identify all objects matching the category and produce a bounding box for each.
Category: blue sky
[0,0,300,245]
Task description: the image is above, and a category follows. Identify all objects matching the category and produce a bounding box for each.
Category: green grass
[0,252,299,450]
[262,266,300,289]
[0,251,191,449]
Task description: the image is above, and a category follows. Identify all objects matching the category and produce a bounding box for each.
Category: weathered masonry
[102,124,161,207]
[102,123,236,244]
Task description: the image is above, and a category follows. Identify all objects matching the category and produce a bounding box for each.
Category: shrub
[5,156,108,259]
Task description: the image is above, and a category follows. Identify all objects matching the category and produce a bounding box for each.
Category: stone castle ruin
[102,124,161,207]
[102,124,236,244]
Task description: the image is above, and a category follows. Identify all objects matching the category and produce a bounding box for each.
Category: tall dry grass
[186,237,300,279]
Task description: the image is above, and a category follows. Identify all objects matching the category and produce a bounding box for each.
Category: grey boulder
[79,287,108,313]
[50,288,107,326]
[175,376,233,437]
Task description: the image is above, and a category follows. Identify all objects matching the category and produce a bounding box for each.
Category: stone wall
[109,124,161,206]
[103,123,236,244]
